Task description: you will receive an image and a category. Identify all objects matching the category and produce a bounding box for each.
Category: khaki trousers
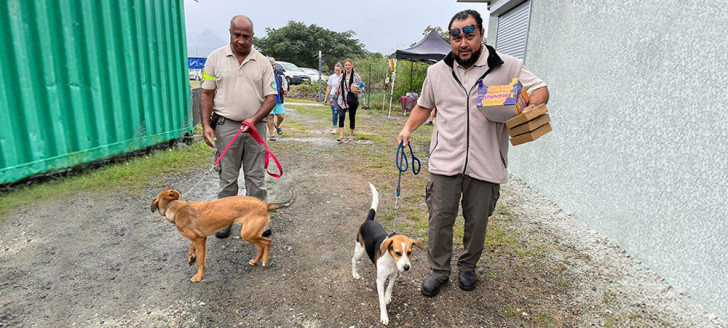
[213,117,267,202]
[425,173,500,279]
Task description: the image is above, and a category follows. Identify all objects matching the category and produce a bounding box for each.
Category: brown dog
[151,189,295,282]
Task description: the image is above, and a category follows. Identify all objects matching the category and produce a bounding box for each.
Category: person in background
[331,58,363,142]
[267,57,288,141]
[200,15,277,239]
[397,9,549,296]
[424,108,436,126]
[323,62,343,134]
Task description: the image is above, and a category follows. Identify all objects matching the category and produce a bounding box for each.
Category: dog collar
[162,200,177,217]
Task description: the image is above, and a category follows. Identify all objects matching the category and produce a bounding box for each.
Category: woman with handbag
[331,58,363,142]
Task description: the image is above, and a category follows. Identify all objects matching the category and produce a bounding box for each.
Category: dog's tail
[366,182,378,221]
[266,190,296,212]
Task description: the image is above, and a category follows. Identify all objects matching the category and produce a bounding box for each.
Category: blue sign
[188,57,207,69]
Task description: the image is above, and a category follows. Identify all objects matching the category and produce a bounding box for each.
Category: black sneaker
[424,121,434,126]
[459,271,477,291]
[276,127,283,135]
[421,274,448,297]
[215,225,232,238]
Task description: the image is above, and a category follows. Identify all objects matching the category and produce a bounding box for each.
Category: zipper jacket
[417,45,546,184]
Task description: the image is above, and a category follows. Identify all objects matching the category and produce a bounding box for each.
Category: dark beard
[454,46,482,68]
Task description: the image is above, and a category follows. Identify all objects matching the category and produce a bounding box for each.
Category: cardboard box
[506,104,552,146]
[476,78,529,122]
[508,113,550,137]
[510,123,552,146]
[505,104,548,128]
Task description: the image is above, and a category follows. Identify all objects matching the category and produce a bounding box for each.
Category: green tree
[254,21,367,72]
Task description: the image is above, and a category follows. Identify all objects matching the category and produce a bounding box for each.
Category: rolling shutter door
[495,0,532,61]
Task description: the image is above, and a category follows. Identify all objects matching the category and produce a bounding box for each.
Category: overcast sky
[184,0,490,56]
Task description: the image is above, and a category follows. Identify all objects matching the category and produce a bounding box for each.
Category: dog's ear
[380,238,393,255]
[171,190,182,200]
[151,198,160,213]
[412,239,425,250]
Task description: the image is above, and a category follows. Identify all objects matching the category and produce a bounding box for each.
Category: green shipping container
[0,0,191,184]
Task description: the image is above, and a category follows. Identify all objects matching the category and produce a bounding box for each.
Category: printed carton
[476,78,529,122]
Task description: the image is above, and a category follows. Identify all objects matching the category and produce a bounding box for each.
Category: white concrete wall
[487,0,728,320]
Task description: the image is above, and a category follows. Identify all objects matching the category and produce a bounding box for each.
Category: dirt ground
[0,104,725,328]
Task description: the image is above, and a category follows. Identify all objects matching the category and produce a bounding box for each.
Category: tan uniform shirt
[201,45,276,121]
[418,46,547,184]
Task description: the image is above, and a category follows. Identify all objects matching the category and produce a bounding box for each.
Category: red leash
[212,121,283,178]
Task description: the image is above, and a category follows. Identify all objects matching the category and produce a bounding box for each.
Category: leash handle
[396,141,421,175]
[241,121,283,178]
[394,140,420,198]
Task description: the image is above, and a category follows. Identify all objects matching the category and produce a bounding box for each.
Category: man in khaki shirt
[397,9,549,296]
[200,15,277,238]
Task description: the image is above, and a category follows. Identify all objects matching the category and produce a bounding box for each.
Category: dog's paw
[190,274,203,282]
[380,313,389,325]
[261,261,267,267]
[248,259,258,266]
[188,256,197,266]
[385,295,392,304]
[352,272,361,280]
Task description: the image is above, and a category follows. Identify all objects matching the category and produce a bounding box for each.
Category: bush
[288,83,323,101]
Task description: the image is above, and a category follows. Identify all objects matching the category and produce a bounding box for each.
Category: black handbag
[341,73,359,109]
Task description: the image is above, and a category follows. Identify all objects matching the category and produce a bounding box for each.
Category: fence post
[318,50,323,102]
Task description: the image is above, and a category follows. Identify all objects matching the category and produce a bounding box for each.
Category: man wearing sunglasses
[397,9,549,297]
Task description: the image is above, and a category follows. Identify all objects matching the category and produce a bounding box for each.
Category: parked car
[300,68,328,83]
[275,61,310,85]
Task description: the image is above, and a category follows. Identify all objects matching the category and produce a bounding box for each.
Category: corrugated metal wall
[0,0,191,184]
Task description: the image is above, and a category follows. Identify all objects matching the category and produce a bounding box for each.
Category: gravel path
[0,104,725,327]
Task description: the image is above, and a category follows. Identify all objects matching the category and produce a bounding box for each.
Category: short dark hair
[448,9,483,31]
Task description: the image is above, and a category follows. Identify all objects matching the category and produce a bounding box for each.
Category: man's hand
[241,118,255,133]
[397,128,411,148]
[203,125,216,147]
[523,104,537,113]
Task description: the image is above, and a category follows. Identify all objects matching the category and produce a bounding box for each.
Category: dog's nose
[403,264,410,271]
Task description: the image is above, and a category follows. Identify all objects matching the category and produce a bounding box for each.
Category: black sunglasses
[449,24,477,37]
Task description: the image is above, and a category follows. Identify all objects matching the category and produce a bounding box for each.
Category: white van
[274,61,310,85]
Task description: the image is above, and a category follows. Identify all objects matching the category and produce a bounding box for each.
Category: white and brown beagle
[351,183,425,325]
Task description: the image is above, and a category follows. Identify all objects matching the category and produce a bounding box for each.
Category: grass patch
[484,224,529,261]
[287,98,320,104]
[603,290,616,305]
[0,141,211,217]
[503,304,520,317]
[288,103,331,121]
[531,313,549,325]
[557,279,571,288]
